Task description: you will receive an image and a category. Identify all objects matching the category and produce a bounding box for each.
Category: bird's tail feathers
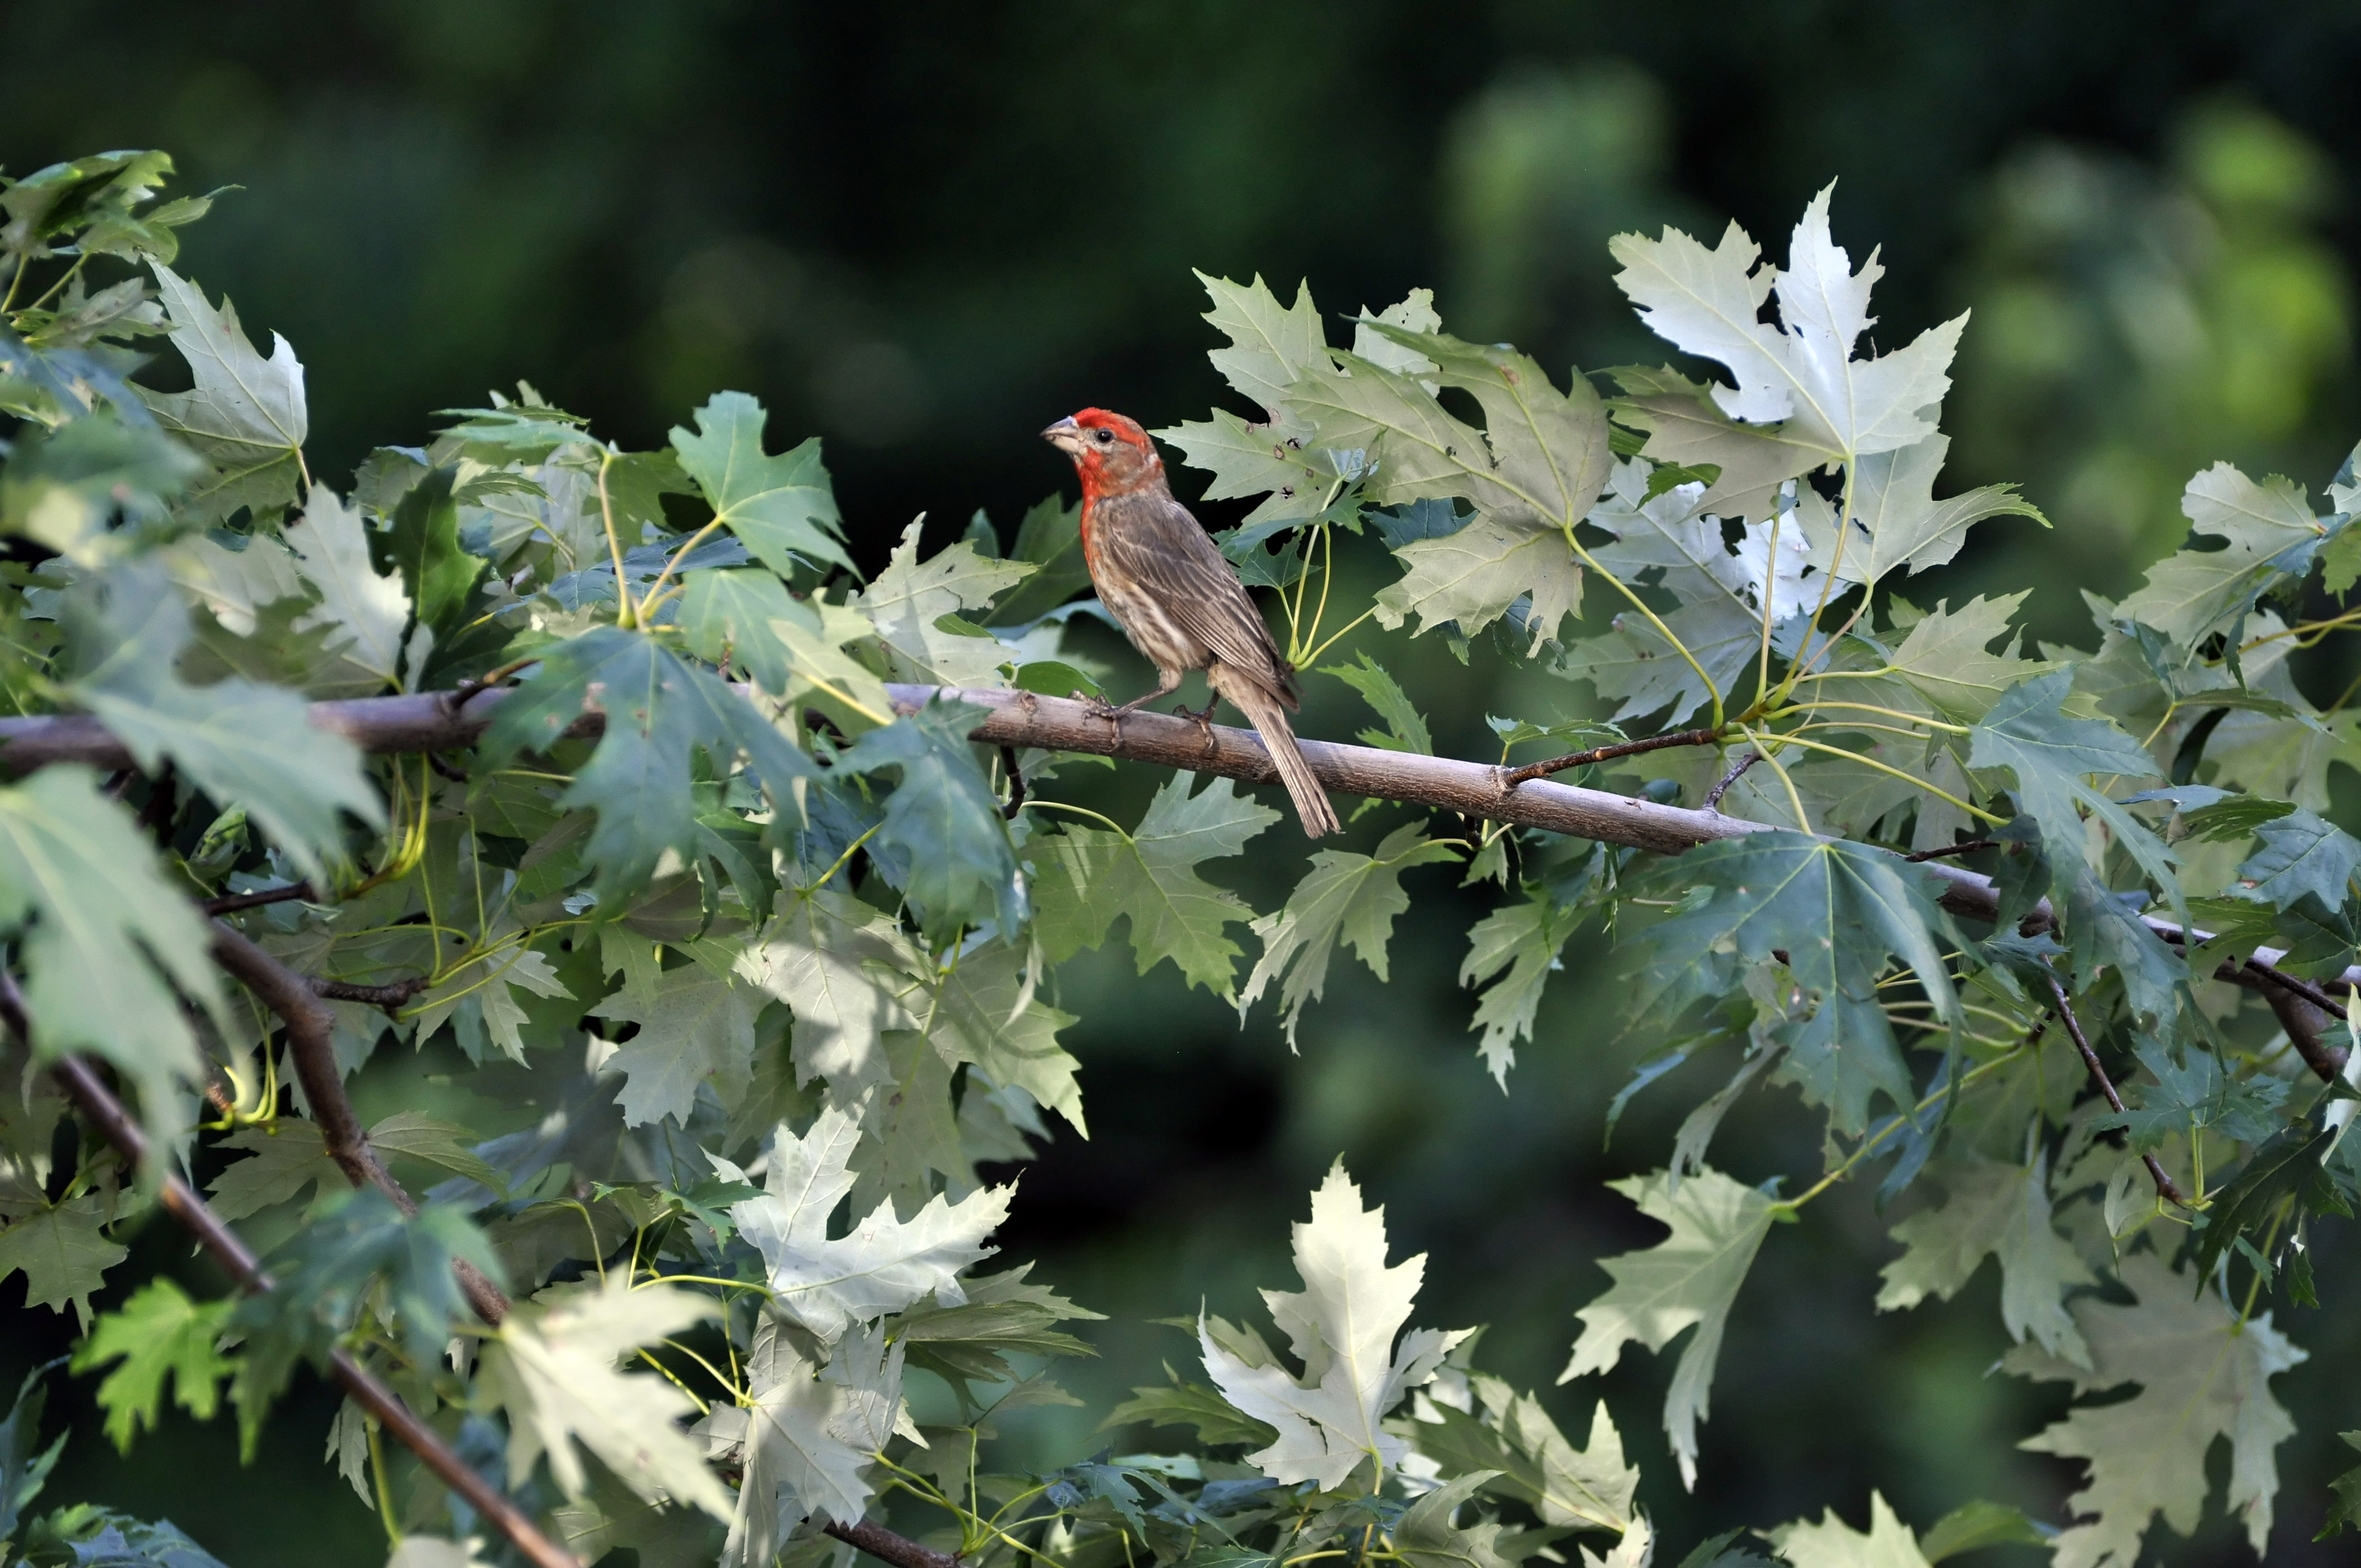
[1217,671,1340,839]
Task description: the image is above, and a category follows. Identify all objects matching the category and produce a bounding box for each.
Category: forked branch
[2046,977,2190,1206]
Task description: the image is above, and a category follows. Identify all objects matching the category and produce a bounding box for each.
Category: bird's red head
[1042,408,1164,500]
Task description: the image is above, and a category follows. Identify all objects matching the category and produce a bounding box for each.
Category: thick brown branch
[2258,981,2350,1084]
[1499,725,1724,787]
[2045,977,2190,1206]
[822,1519,961,1568]
[209,922,509,1326]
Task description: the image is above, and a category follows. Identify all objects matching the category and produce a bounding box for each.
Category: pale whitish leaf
[1610,186,1965,462]
[407,940,573,1066]
[1032,772,1280,1000]
[590,961,760,1128]
[386,1538,489,1568]
[1459,895,1573,1086]
[918,943,1085,1135]
[1609,365,1821,524]
[1874,1154,2092,1366]
[2005,1253,2305,1567]
[1240,824,1462,1047]
[478,1276,733,1518]
[1559,1167,1776,1489]
[141,264,308,522]
[1576,1520,1653,1568]
[1883,594,2057,725]
[1157,406,1333,528]
[1853,435,2045,584]
[2114,462,2326,644]
[69,558,384,880]
[770,590,896,727]
[855,522,1033,686]
[287,487,410,686]
[670,391,852,576]
[1401,1389,1639,1536]
[731,1099,1011,1340]
[1395,1471,1517,1568]
[1765,1493,1931,1568]
[0,767,217,1129]
[1353,289,1443,379]
[159,531,301,636]
[736,888,920,1095]
[0,1196,125,1327]
[1200,1161,1465,1491]
[1373,515,1583,651]
[713,1317,885,1567]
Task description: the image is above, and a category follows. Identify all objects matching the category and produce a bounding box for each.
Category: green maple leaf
[1374,515,1585,650]
[895,1264,1103,1391]
[984,494,1090,625]
[589,957,761,1128]
[2229,807,2361,911]
[70,1279,232,1453]
[1764,1493,1932,1568]
[1853,434,2047,585]
[206,1119,341,1222]
[669,390,852,577]
[2115,462,2327,645]
[678,568,798,692]
[1459,894,1576,1085]
[1102,1369,1280,1448]
[66,558,384,881]
[482,626,812,898]
[0,767,219,1134]
[1882,594,2058,725]
[1624,832,1953,1133]
[738,886,921,1094]
[2321,1431,2361,1539]
[382,467,485,644]
[1033,772,1281,1000]
[0,412,201,564]
[1241,824,1462,1047]
[851,1028,968,1216]
[139,265,308,523]
[920,942,1085,1134]
[1558,1166,1777,1489]
[0,1196,126,1327]
[0,1362,64,1542]
[1607,364,1821,525]
[1874,1154,2092,1366]
[1321,652,1432,754]
[1396,1471,1519,1568]
[2006,1253,2305,1567]
[837,696,1019,941]
[1397,1386,1639,1536]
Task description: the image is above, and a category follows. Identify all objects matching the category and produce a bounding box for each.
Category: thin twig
[999,745,1025,821]
[209,922,509,1326]
[821,1520,961,1568]
[202,882,319,916]
[1499,725,1723,788]
[1701,751,1760,811]
[1902,839,2000,864]
[311,974,434,1012]
[2044,976,2190,1206]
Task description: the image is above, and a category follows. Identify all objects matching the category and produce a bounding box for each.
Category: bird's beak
[1041,416,1086,456]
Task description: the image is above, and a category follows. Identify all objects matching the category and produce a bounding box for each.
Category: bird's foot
[1078,692,1131,744]
[1173,700,1220,756]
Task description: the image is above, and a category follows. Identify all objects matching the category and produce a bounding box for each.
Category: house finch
[1042,409,1340,837]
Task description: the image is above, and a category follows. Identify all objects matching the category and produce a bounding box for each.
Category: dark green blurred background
[8,3,2361,1564]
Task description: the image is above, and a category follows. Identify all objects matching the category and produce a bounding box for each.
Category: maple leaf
[708,1317,912,1567]
[1032,771,1281,1000]
[0,1195,125,1328]
[478,1276,733,1518]
[140,264,308,522]
[736,887,920,1095]
[1199,1160,1465,1491]
[1458,894,1576,1086]
[669,390,852,576]
[70,1278,231,1452]
[285,486,410,689]
[1764,1493,1931,1568]
[1852,434,2046,584]
[1559,1167,1777,1489]
[2005,1252,2306,1567]
[1875,1154,2092,1366]
[854,522,1033,686]
[730,1100,1011,1340]
[1398,1380,1639,1536]
[589,956,761,1128]
[1241,824,1462,1047]
[2114,462,2327,645]
[1609,185,1965,462]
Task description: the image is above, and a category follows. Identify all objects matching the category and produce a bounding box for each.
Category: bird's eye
[1094,427,1116,445]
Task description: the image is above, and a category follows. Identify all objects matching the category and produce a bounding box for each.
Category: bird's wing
[1095,492,1298,699]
